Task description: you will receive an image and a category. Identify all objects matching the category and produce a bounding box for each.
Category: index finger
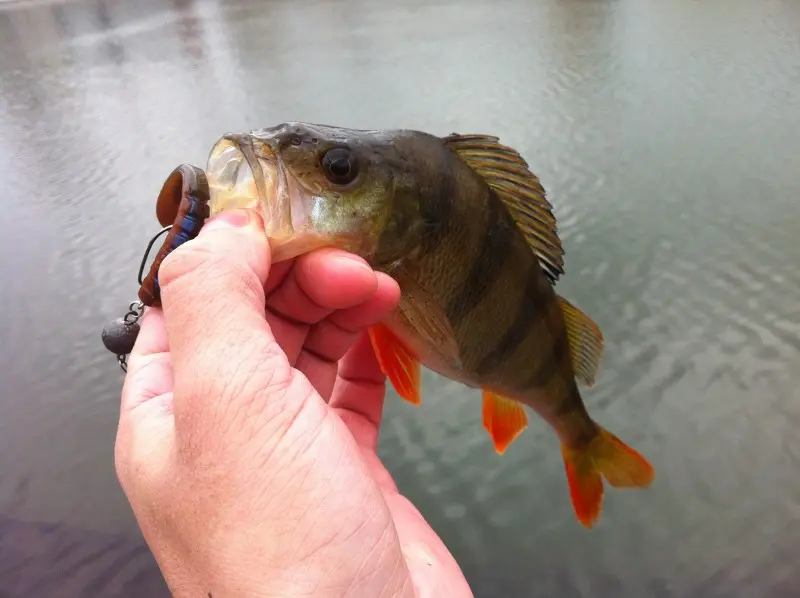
[120,307,172,415]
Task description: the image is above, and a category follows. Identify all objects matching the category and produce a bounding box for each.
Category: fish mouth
[205,133,356,263]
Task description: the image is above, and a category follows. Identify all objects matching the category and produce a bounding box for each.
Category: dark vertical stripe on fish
[445,190,515,326]
[555,387,583,417]
[555,388,598,447]
[524,314,571,390]
[419,158,455,255]
[474,264,548,376]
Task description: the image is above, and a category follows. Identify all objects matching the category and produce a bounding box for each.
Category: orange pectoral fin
[367,323,421,406]
[482,390,528,454]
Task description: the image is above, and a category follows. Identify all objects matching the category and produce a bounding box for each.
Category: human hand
[114,208,474,597]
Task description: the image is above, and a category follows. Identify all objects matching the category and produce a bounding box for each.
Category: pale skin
[114,208,475,598]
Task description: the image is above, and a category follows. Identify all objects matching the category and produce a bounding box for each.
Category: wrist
[147,524,416,598]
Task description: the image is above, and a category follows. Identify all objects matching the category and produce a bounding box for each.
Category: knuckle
[114,427,155,500]
[159,239,264,307]
[114,419,173,503]
[158,240,220,289]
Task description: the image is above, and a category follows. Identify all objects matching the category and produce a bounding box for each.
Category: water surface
[1,0,799,596]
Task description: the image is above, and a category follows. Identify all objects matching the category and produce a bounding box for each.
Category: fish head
[205,122,426,266]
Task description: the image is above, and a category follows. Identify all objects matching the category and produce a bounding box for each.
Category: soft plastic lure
[100,164,210,371]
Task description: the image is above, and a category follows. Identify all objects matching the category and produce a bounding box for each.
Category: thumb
[157,208,296,453]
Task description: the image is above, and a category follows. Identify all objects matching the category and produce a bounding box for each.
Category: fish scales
[381,135,548,399]
[389,135,585,430]
[399,137,528,371]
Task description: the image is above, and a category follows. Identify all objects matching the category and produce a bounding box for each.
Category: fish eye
[321,147,358,185]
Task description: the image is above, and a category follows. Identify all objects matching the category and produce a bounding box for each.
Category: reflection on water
[0,515,166,597]
[1,0,799,595]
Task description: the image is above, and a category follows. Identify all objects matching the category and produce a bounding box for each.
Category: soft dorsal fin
[441,133,565,285]
[557,295,604,387]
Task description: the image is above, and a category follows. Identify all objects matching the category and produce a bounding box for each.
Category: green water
[1,0,799,595]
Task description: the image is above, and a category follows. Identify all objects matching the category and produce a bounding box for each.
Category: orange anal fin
[561,426,655,528]
[367,323,421,406]
[482,390,528,454]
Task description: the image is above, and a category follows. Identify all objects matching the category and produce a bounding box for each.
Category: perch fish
[196,122,655,527]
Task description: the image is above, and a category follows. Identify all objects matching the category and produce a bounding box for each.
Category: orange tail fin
[561,426,654,528]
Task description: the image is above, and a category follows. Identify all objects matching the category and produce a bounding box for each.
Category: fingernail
[200,209,251,234]
[334,253,372,272]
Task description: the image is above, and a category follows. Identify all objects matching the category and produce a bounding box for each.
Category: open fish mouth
[205,133,293,258]
[205,133,356,262]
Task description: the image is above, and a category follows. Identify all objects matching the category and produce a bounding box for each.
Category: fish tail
[560,425,654,528]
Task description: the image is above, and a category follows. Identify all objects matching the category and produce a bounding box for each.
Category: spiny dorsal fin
[442,133,565,285]
[557,295,604,387]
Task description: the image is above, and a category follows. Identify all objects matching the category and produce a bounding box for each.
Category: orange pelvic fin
[482,390,528,454]
[368,323,421,406]
[561,425,655,528]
